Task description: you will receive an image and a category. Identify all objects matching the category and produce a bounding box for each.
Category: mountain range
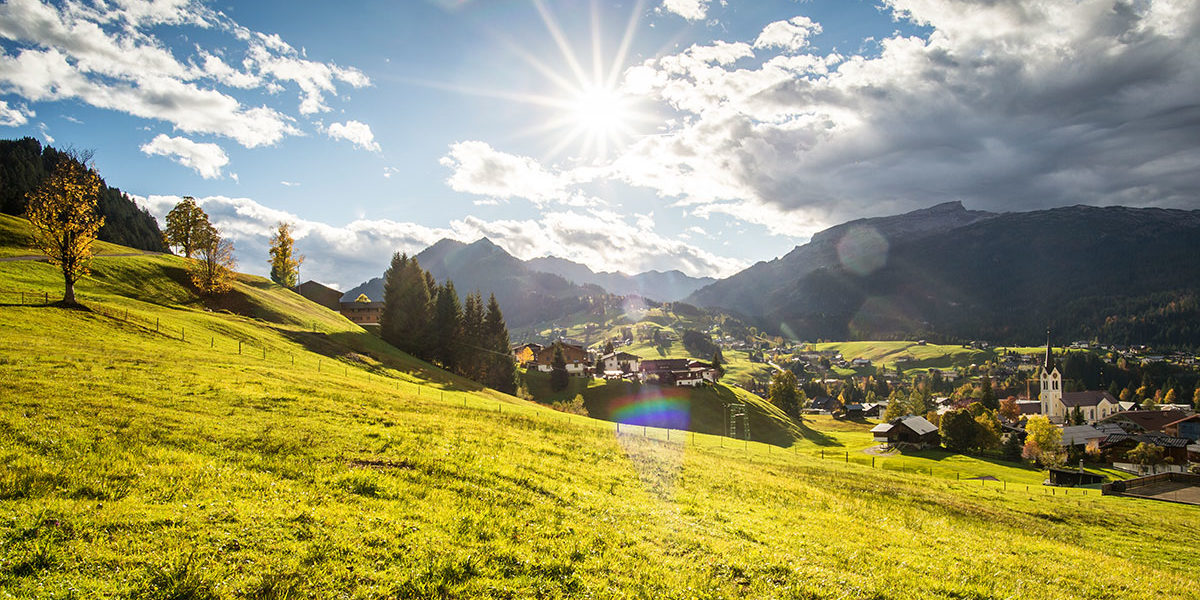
[343,237,717,330]
[344,201,1200,347]
[688,202,1200,346]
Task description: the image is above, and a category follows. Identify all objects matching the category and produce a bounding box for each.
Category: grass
[520,370,802,446]
[1,215,1198,599]
[813,340,1051,374]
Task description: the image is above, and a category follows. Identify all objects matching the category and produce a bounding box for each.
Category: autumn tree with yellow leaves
[26,153,105,305]
[189,223,237,295]
[267,221,304,287]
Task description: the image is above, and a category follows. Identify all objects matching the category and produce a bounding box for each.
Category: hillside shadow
[791,419,840,447]
[274,329,488,393]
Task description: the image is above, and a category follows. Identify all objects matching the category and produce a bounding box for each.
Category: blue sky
[1,0,1198,290]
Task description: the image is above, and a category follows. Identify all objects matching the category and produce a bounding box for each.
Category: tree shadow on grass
[273,328,489,394]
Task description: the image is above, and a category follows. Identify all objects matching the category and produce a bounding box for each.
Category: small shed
[1048,468,1106,487]
[871,415,940,449]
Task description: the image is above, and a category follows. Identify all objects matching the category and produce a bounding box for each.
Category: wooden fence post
[238,341,242,354]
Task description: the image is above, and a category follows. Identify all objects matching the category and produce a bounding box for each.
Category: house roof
[870,423,893,434]
[1163,414,1200,428]
[1101,432,1191,449]
[900,415,939,436]
[1060,425,1104,446]
[601,351,640,361]
[1060,391,1117,408]
[1100,409,1190,433]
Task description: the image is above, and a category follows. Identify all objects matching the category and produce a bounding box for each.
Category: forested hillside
[691,203,1200,347]
[0,137,165,252]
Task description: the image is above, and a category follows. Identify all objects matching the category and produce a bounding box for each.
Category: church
[1038,332,1119,424]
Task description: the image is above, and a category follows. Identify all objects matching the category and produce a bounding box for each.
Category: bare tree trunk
[63,273,75,304]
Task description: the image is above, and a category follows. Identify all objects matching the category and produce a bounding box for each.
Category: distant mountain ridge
[525,256,714,301]
[688,202,1200,347]
[344,238,716,329]
[343,238,602,329]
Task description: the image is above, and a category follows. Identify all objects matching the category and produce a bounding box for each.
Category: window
[1053,380,1058,390]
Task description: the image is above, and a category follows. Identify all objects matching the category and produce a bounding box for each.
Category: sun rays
[415,0,656,163]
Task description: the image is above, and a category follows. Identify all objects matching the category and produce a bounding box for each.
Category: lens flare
[609,388,690,430]
[836,225,889,276]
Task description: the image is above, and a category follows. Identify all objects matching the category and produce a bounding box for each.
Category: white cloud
[325,120,380,152]
[280,180,299,187]
[754,16,822,52]
[602,0,1200,230]
[134,193,745,289]
[0,99,33,126]
[139,134,229,179]
[660,0,709,21]
[440,141,576,206]
[0,0,368,148]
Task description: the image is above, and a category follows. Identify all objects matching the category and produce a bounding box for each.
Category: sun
[570,84,629,138]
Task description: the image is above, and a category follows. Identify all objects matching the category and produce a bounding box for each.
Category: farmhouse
[512,343,543,367]
[295,280,342,311]
[1099,409,1191,435]
[871,415,940,449]
[600,351,641,375]
[339,299,384,325]
[1163,414,1200,441]
[531,343,588,375]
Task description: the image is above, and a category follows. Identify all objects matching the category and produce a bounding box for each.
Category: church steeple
[1043,328,1054,371]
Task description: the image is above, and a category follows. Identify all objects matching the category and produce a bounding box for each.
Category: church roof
[1060,391,1117,408]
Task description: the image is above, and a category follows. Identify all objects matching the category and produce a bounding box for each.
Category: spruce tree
[431,281,463,372]
[980,373,997,411]
[380,253,433,359]
[549,342,569,392]
[461,291,484,381]
[380,252,408,350]
[483,293,517,394]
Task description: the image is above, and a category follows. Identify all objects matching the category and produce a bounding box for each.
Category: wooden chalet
[870,416,940,449]
[531,342,589,375]
[512,343,543,367]
[295,280,343,311]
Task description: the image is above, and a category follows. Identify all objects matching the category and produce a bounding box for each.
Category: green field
[520,370,801,446]
[814,340,1048,373]
[2,215,1197,599]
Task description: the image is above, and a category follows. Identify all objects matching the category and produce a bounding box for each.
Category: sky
[1,0,1198,291]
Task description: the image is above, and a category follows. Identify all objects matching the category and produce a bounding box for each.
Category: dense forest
[0,137,165,252]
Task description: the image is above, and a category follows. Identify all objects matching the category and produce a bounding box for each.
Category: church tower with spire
[1039,329,1062,415]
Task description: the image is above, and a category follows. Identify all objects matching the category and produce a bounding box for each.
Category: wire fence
[0,286,1119,506]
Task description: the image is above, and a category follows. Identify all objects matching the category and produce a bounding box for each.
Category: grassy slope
[815,340,1047,374]
[1,219,1197,599]
[520,370,801,446]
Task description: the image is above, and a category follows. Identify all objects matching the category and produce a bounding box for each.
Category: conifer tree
[483,293,517,394]
[980,373,997,410]
[431,281,463,372]
[380,253,433,359]
[461,291,484,381]
[267,221,304,287]
[26,153,104,304]
[380,252,408,349]
[549,342,569,392]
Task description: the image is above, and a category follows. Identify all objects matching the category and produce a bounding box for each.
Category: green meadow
[1,214,1197,599]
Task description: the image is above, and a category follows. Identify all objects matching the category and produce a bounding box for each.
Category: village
[291,280,1199,502]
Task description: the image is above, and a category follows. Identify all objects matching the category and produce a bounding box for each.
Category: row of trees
[379,252,517,394]
[164,197,236,295]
